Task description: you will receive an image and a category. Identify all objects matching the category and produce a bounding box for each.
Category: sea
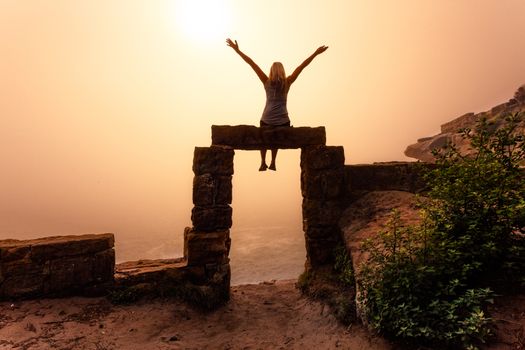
[113,224,306,285]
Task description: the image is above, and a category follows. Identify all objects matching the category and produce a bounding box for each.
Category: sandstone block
[1,234,116,299]
[304,225,341,240]
[301,146,345,171]
[44,255,94,294]
[302,199,344,227]
[28,234,114,262]
[206,262,231,286]
[211,125,326,150]
[184,228,230,266]
[345,162,429,193]
[93,249,115,283]
[193,174,232,206]
[191,205,232,231]
[301,168,345,200]
[306,237,340,267]
[2,258,47,276]
[0,244,31,263]
[115,258,187,287]
[184,265,207,284]
[1,272,45,298]
[193,146,234,176]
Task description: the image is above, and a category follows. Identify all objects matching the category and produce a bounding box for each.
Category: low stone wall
[114,258,229,309]
[0,234,115,299]
[345,162,429,195]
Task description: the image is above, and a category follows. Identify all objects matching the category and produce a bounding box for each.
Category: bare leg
[269,149,278,171]
[259,150,268,171]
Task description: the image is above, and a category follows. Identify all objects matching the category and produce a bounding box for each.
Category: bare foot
[259,164,268,171]
[269,164,276,171]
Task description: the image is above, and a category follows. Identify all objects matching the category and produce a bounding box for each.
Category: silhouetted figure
[226,38,328,171]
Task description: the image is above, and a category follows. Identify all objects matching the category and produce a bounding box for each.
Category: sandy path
[0,280,391,350]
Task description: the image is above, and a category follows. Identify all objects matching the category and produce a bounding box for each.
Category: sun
[173,0,232,43]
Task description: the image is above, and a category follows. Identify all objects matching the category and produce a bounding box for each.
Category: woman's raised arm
[226,38,268,84]
[287,45,328,85]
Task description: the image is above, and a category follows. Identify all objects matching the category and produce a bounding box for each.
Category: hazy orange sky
[1,1,525,261]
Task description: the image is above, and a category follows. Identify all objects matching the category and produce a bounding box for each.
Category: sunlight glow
[173,0,232,43]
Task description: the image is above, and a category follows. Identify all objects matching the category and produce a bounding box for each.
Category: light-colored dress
[261,80,291,126]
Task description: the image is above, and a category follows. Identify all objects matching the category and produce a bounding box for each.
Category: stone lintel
[211,125,326,150]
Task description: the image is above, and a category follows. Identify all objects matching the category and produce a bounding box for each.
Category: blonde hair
[269,62,286,87]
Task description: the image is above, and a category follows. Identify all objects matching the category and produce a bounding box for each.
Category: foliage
[334,244,355,287]
[359,113,525,349]
[298,246,356,324]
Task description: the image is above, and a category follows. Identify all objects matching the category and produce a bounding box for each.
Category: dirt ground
[0,280,391,350]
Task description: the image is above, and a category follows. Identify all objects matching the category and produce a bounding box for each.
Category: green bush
[334,244,355,287]
[359,113,525,349]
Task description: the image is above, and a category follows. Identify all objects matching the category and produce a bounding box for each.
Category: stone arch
[184,125,346,297]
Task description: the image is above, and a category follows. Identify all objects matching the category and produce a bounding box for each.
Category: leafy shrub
[359,113,525,349]
[334,244,355,287]
[298,246,356,324]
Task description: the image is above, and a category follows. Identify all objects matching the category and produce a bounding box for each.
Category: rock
[115,258,187,287]
[29,234,115,262]
[193,174,232,206]
[192,146,234,176]
[93,249,115,282]
[211,125,326,150]
[300,146,345,171]
[301,168,345,200]
[305,237,340,266]
[345,162,430,193]
[304,225,341,239]
[302,199,344,227]
[183,228,230,266]
[440,113,477,133]
[405,84,525,162]
[0,245,31,263]
[515,85,525,102]
[45,255,95,294]
[0,233,115,300]
[1,271,46,299]
[191,205,233,231]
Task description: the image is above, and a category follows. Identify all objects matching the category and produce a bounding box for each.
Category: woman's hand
[315,45,329,55]
[226,38,239,51]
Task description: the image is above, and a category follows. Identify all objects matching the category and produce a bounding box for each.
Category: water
[229,225,306,285]
[111,225,306,286]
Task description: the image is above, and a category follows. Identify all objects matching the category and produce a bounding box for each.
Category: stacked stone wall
[184,145,234,301]
[345,162,430,196]
[0,234,114,299]
[301,146,346,268]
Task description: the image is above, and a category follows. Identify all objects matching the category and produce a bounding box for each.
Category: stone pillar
[183,146,234,302]
[301,145,346,269]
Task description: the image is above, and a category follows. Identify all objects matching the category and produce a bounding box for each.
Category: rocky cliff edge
[405,85,525,162]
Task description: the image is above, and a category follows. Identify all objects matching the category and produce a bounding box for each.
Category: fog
[1,1,525,283]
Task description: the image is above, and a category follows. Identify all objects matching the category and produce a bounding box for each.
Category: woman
[226,38,328,171]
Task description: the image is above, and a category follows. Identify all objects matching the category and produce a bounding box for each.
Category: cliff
[405,85,525,162]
